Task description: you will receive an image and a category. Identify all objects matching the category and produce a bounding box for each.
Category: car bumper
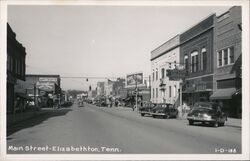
[151,112,166,116]
[140,111,151,114]
[187,116,215,122]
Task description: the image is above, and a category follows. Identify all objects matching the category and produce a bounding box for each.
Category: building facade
[7,23,27,114]
[104,79,114,97]
[180,14,216,106]
[210,6,242,117]
[97,82,105,96]
[88,90,97,100]
[112,78,126,97]
[151,35,181,105]
[24,75,61,107]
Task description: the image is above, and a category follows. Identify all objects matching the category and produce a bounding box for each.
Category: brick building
[7,23,27,114]
[210,6,242,117]
[180,14,216,106]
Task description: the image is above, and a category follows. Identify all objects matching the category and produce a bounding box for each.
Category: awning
[210,88,236,100]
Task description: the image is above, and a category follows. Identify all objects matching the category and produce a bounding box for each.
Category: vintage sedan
[151,103,178,119]
[139,103,156,116]
[187,102,227,127]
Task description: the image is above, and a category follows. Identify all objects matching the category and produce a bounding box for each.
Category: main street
[7,102,241,154]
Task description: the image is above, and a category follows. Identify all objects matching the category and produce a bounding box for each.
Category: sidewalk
[7,107,55,127]
[226,118,242,128]
[7,107,72,136]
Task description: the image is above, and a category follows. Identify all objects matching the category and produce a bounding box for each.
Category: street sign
[166,69,186,80]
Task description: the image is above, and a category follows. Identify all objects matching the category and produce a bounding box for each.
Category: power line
[60,76,150,79]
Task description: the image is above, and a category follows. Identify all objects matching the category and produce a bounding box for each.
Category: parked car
[151,103,178,119]
[78,99,84,107]
[96,101,107,107]
[61,101,73,107]
[187,102,227,127]
[139,103,156,116]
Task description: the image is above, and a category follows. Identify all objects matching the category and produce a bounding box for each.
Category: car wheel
[189,120,193,125]
[219,122,225,126]
[141,113,145,117]
[212,121,219,128]
[152,115,156,118]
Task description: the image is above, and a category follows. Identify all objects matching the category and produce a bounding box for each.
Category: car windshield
[193,103,213,110]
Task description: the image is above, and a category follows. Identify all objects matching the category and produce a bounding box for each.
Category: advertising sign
[36,82,55,92]
[166,69,186,80]
[126,73,143,87]
[39,77,58,85]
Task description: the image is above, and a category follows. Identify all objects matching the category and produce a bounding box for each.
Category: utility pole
[179,80,183,118]
[34,82,37,111]
[149,75,151,103]
[135,75,138,112]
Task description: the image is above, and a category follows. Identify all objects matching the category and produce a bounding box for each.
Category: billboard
[126,73,143,87]
[36,82,55,92]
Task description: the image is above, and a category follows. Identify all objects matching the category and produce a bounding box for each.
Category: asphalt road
[7,102,241,154]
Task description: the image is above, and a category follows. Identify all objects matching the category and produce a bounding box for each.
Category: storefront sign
[39,77,58,84]
[166,69,186,80]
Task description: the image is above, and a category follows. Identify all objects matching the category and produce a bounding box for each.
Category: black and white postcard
[0,0,249,160]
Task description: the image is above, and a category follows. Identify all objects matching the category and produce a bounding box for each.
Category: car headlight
[203,114,211,119]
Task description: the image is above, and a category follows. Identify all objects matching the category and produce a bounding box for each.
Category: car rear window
[193,103,212,110]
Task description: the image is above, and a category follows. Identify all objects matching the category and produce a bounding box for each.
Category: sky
[7,4,231,91]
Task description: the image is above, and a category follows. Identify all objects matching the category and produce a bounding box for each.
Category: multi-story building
[112,78,126,97]
[210,6,242,117]
[97,82,105,96]
[151,35,181,105]
[180,14,216,106]
[7,23,27,114]
[88,90,97,100]
[104,79,114,97]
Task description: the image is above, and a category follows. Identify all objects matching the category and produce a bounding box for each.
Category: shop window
[218,51,222,67]
[152,70,154,81]
[217,46,235,67]
[169,86,171,98]
[184,55,188,74]
[224,49,228,65]
[229,47,234,64]
[156,68,158,80]
[161,68,165,79]
[191,51,198,73]
[173,85,176,97]
[201,48,207,71]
